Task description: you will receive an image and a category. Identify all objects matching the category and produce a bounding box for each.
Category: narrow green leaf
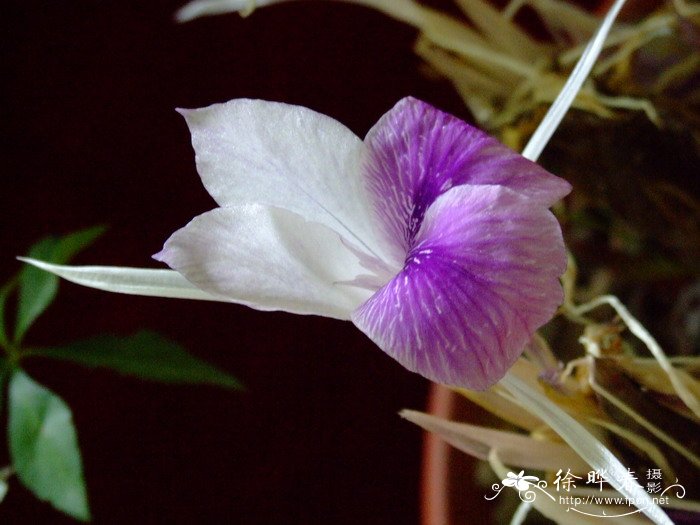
[0,276,19,348]
[33,331,243,389]
[8,370,90,521]
[15,226,105,343]
[15,238,57,344]
[0,357,9,417]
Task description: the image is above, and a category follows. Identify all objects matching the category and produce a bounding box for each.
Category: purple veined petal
[179,99,396,264]
[362,97,571,256]
[351,184,567,390]
[155,204,376,320]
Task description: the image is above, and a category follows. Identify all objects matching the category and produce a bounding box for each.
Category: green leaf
[32,331,243,389]
[8,370,90,521]
[0,357,10,417]
[15,237,59,344]
[0,276,18,348]
[15,226,105,343]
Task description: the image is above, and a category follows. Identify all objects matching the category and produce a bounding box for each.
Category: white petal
[522,0,627,162]
[155,205,374,320]
[179,99,391,262]
[18,258,223,301]
[500,372,672,525]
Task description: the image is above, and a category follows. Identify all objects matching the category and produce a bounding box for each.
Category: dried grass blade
[454,0,549,60]
[571,295,700,418]
[400,410,589,472]
[500,372,671,524]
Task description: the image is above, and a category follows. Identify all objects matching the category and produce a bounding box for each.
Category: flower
[152,96,570,390]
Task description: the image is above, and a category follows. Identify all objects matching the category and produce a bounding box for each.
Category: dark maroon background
[2,1,471,523]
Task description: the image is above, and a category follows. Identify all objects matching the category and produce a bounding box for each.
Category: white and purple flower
[150,96,570,389]
[25,3,674,521]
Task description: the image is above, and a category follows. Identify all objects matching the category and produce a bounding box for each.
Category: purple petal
[351,184,567,390]
[362,97,571,255]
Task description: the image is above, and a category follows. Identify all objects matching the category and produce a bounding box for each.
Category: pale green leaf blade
[500,372,671,525]
[8,370,90,521]
[15,226,105,343]
[18,258,225,302]
[32,331,242,389]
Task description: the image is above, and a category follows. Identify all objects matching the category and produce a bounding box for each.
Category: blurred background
[2,0,475,522]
